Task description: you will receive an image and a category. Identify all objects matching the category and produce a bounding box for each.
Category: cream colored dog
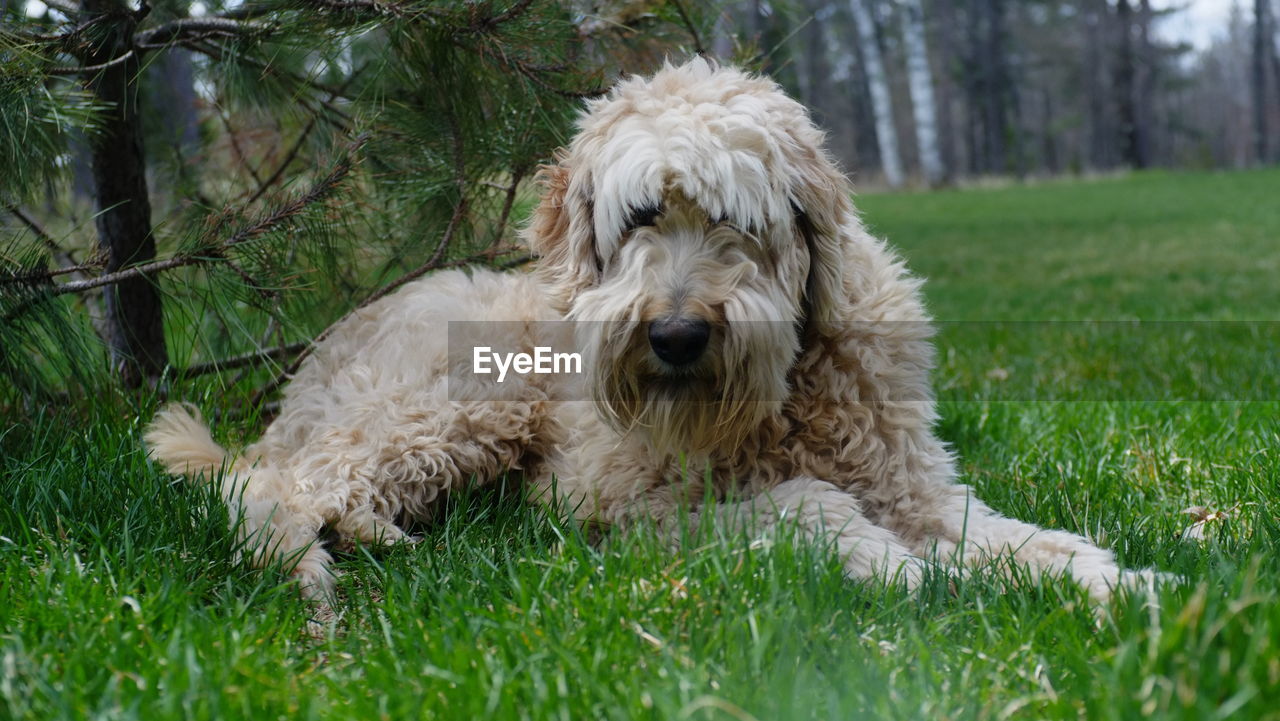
[148,59,1147,600]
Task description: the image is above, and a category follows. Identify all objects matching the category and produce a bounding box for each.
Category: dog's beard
[585,321,788,454]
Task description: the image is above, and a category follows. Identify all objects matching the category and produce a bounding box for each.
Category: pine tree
[1,0,704,409]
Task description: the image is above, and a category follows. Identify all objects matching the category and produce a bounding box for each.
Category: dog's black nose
[648,318,711,366]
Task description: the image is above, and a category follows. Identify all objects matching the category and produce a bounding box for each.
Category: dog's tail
[145,403,230,478]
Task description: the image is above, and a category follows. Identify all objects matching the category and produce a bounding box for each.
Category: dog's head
[525,59,855,452]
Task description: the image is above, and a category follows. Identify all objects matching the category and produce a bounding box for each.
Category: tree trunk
[1041,88,1059,173]
[1272,1,1280,154]
[1136,0,1156,166]
[902,0,944,185]
[981,0,1010,173]
[1083,0,1110,169]
[848,0,904,187]
[1255,0,1271,163]
[803,4,832,129]
[932,0,959,182]
[1114,0,1146,168]
[965,0,983,173]
[78,0,168,386]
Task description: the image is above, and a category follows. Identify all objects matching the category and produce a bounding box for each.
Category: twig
[29,137,365,299]
[669,0,707,56]
[3,205,98,284]
[181,341,308,377]
[305,0,407,17]
[223,257,277,301]
[479,0,536,29]
[245,64,365,205]
[26,14,104,43]
[134,17,271,47]
[250,122,465,405]
[0,260,104,285]
[245,115,319,205]
[247,233,512,408]
[425,107,468,269]
[6,205,71,261]
[48,49,135,75]
[499,252,533,269]
[43,0,80,16]
[490,165,527,250]
[215,103,264,186]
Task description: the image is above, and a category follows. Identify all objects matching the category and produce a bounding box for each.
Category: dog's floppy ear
[786,142,854,331]
[524,153,599,313]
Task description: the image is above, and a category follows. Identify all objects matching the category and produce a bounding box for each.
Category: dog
[147,59,1149,601]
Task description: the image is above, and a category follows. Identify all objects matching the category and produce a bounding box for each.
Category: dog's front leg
[896,481,1130,601]
[677,478,927,588]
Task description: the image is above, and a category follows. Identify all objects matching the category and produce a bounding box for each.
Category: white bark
[901,0,944,185]
[848,0,905,187]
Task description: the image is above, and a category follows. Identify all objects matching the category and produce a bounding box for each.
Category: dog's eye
[624,204,662,232]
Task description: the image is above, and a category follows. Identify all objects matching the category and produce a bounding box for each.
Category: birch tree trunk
[901,0,944,185]
[848,0,905,187]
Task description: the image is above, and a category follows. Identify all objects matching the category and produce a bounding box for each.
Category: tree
[1255,0,1273,162]
[848,0,905,186]
[901,0,944,184]
[1,0,699,404]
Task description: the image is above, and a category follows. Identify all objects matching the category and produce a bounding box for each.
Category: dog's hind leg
[273,391,552,554]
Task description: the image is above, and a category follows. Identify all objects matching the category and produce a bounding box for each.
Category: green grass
[4,169,1280,720]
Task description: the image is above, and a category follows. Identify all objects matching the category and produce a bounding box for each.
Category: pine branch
[247,241,521,408]
[250,119,466,405]
[215,103,264,186]
[9,135,366,301]
[245,65,365,205]
[181,341,308,377]
[43,0,80,15]
[3,205,100,285]
[245,115,319,205]
[6,204,75,263]
[476,0,537,30]
[47,49,135,75]
[134,17,272,47]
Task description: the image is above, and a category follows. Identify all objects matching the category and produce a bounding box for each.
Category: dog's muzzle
[648,318,711,367]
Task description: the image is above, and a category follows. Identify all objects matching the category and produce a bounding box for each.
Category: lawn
[3,169,1279,720]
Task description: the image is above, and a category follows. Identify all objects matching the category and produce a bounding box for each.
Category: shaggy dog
[148,59,1148,601]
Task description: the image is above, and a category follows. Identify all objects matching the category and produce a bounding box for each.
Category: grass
[3,168,1280,720]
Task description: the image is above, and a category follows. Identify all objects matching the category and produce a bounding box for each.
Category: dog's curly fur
[148,59,1148,600]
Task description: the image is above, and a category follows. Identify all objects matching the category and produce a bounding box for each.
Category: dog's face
[526,60,854,453]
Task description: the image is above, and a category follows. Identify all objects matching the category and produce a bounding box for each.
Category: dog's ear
[524,154,599,313]
[786,142,854,331]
